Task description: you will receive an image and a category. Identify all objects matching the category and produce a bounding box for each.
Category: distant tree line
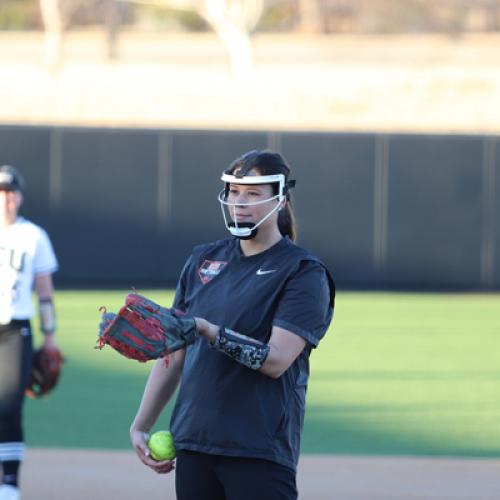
[1,0,500,33]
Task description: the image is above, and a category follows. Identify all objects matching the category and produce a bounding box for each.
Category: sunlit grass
[304,293,500,456]
[26,291,500,457]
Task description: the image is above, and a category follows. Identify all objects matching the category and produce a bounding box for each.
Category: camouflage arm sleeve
[213,327,270,370]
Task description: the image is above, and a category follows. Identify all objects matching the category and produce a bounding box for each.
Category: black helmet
[0,165,25,192]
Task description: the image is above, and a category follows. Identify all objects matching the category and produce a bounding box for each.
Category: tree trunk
[40,0,64,69]
[202,0,263,79]
[105,0,122,60]
[297,0,322,33]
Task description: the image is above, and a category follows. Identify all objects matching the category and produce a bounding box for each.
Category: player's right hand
[130,428,175,474]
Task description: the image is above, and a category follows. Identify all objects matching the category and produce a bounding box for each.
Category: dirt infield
[19,449,500,499]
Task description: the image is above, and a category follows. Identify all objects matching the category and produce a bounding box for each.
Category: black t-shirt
[170,236,335,471]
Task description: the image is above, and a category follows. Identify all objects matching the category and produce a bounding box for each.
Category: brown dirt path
[19,449,500,500]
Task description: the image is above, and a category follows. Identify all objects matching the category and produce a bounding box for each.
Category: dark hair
[226,150,297,241]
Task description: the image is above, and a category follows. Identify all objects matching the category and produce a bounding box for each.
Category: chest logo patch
[198,260,228,284]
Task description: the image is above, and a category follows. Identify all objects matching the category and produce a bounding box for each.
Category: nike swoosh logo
[256,269,277,275]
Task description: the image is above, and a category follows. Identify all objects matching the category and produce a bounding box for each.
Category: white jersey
[0,216,58,324]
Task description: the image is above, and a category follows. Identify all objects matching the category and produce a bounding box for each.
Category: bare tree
[39,0,264,78]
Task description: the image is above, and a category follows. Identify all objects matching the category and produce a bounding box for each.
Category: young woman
[0,165,59,500]
[130,150,335,500]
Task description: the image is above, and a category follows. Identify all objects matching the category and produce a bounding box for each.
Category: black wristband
[213,326,270,370]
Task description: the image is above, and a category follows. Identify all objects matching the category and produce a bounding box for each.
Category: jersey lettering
[0,246,26,272]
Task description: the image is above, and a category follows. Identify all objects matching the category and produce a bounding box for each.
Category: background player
[0,165,59,500]
[129,150,335,500]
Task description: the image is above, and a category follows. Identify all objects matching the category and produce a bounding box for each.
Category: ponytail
[278,195,297,241]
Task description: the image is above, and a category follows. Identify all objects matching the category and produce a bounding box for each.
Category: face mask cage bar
[217,173,286,238]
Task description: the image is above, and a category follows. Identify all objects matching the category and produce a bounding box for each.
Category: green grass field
[25,290,500,457]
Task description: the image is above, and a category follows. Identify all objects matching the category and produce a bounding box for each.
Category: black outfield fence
[1,125,498,290]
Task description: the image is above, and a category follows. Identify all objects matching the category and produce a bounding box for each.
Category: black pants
[175,450,298,500]
[0,321,32,446]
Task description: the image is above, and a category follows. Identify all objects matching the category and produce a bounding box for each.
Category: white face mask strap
[250,197,284,231]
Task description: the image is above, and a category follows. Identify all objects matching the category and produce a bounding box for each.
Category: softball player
[130,151,335,500]
[0,165,59,500]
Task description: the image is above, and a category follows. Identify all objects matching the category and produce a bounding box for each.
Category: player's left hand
[41,334,58,351]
